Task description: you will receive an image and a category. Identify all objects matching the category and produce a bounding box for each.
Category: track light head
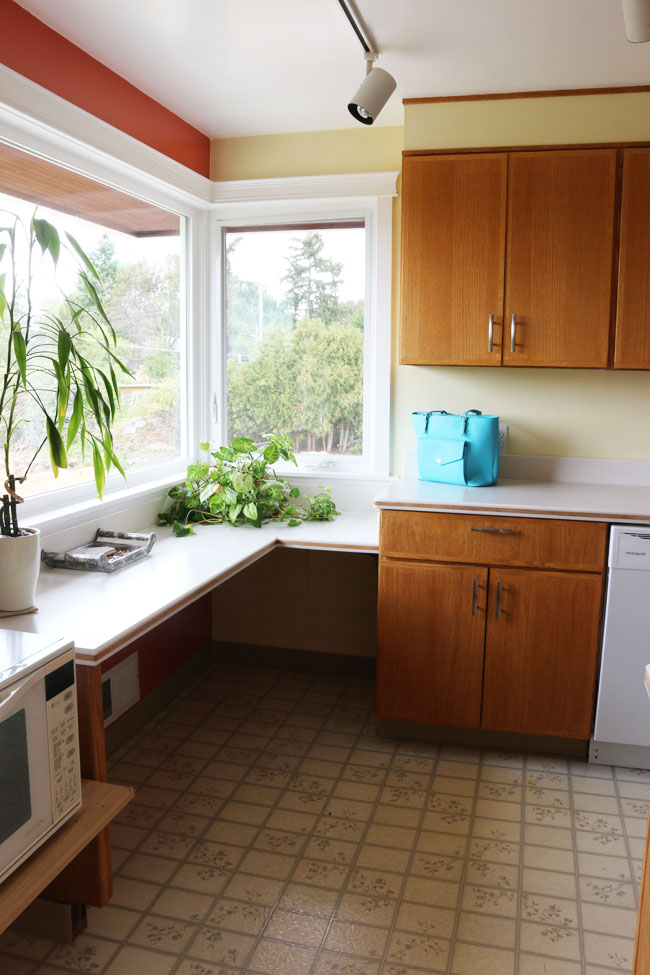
[348,52,396,125]
[622,0,650,41]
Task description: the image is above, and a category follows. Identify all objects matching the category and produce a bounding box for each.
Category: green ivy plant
[159,434,340,537]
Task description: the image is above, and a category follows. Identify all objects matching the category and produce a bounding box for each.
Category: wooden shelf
[0,779,133,935]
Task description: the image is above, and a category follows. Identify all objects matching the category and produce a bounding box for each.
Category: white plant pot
[0,528,40,612]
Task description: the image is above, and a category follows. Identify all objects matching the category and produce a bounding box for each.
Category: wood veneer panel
[377,559,486,726]
[404,85,650,104]
[75,664,106,781]
[0,780,132,933]
[615,148,650,369]
[482,569,603,738]
[380,510,608,573]
[634,813,650,974]
[399,153,506,365]
[503,149,617,367]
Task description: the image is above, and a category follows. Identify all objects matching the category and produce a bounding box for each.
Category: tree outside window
[226,224,365,458]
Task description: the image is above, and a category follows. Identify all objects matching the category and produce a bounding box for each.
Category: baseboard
[377,718,588,759]
[210,641,376,678]
[105,644,212,756]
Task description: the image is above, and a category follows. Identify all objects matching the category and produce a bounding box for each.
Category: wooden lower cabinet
[482,568,604,738]
[377,513,607,739]
[377,560,487,727]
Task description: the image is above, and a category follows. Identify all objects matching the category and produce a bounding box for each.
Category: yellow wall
[210,98,650,474]
[211,126,402,180]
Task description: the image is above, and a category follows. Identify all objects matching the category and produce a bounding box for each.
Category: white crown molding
[210,171,399,204]
[0,62,212,206]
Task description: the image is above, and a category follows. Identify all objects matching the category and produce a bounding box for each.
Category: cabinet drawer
[380,510,607,572]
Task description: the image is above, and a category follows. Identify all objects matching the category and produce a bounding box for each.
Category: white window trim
[210,172,397,478]
[0,64,213,534]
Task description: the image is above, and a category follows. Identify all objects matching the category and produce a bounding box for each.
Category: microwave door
[0,667,53,878]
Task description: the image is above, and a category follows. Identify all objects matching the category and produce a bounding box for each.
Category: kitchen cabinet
[615,147,650,369]
[377,560,486,727]
[400,148,617,368]
[377,510,608,739]
[399,153,506,365]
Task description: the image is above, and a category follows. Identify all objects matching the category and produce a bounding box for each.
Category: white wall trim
[210,171,399,204]
[0,62,211,206]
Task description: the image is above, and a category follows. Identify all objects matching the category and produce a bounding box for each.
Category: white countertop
[0,511,379,666]
[374,477,650,524]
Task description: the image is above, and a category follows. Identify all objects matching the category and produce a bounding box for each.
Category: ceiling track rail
[336,0,373,54]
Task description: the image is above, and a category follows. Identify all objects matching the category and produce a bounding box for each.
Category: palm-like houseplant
[0,211,128,609]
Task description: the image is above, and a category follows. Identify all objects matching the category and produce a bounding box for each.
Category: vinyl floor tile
[10,663,650,975]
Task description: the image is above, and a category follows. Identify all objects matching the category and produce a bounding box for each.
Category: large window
[225,221,365,463]
[0,142,185,498]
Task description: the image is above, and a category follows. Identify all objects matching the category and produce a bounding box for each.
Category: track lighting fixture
[348,51,397,125]
[336,0,396,125]
[622,0,650,41]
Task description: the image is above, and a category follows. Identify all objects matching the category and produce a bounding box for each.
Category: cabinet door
[377,559,487,726]
[503,149,616,367]
[482,568,603,738]
[615,148,650,369]
[399,153,506,365]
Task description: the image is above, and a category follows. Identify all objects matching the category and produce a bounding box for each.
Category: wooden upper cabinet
[399,153,507,366]
[615,148,650,369]
[503,149,617,368]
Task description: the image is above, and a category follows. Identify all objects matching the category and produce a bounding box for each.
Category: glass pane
[0,710,31,844]
[225,224,365,458]
[0,147,183,499]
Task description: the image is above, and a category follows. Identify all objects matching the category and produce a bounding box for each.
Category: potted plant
[159,434,339,535]
[0,211,128,611]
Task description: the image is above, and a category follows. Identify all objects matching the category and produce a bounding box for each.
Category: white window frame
[210,172,396,478]
[0,65,213,531]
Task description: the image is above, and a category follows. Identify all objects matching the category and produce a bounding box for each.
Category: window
[225,221,365,462]
[0,141,188,500]
[215,180,395,477]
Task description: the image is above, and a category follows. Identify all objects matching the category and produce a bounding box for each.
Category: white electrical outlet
[498,424,508,453]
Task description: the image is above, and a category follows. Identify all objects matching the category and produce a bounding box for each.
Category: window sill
[27,472,185,549]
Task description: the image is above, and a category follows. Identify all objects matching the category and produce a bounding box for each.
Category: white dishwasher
[590,525,650,768]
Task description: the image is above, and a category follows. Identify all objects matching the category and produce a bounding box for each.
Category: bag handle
[418,410,450,434]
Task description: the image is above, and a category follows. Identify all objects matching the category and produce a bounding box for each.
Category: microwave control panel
[45,649,82,822]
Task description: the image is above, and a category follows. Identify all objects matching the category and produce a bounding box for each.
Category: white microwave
[0,631,82,885]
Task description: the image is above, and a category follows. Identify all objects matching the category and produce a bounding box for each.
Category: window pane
[0,146,183,498]
[226,224,365,458]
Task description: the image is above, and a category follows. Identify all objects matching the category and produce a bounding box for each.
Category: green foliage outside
[159,433,340,536]
[0,212,129,533]
[227,230,364,455]
[1,225,182,495]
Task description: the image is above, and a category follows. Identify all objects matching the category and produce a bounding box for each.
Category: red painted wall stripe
[0,0,210,177]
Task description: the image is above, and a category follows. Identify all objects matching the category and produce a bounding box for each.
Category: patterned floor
[0,662,648,975]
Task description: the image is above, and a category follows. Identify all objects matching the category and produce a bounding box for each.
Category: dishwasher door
[590,526,650,768]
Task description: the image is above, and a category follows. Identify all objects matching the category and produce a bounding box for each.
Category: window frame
[210,175,396,478]
[0,72,213,529]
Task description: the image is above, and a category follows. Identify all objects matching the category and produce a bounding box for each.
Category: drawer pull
[496,579,503,619]
[471,527,514,535]
[472,576,479,616]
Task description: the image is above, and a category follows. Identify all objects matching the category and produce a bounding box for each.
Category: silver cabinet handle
[488,314,494,352]
[471,527,514,535]
[472,577,478,616]
[510,313,516,352]
[496,580,503,619]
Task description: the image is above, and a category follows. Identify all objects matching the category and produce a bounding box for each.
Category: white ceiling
[13,0,650,139]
